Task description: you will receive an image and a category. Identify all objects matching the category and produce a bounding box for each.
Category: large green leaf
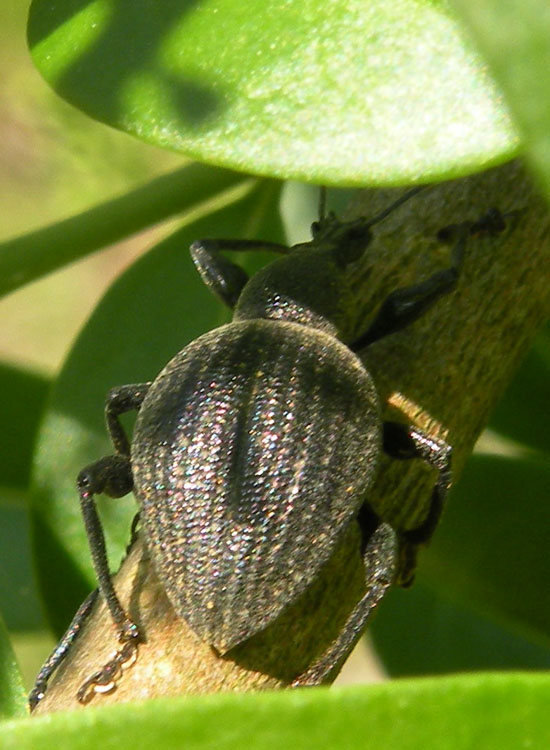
[5,675,550,747]
[372,453,550,674]
[0,365,49,632]
[27,0,517,185]
[0,502,44,632]
[0,614,27,719]
[370,324,550,676]
[423,454,550,641]
[450,0,550,198]
[30,181,284,633]
[489,324,550,454]
[371,581,550,677]
[0,364,49,490]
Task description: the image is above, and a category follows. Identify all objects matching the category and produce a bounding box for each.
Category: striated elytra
[133,320,380,651]
[30,189,507,708]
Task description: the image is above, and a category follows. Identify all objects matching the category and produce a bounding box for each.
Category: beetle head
[310,213,374,267]
[234,187,424,342]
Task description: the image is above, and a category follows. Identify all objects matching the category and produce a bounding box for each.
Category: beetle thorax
[233,250,355,340]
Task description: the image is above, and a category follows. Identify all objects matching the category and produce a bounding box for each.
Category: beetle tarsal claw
[76,632,140,704]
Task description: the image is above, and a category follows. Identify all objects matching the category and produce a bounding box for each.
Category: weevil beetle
[30,189,507,708]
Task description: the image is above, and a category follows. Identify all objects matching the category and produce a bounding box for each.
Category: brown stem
[33,160,550,714]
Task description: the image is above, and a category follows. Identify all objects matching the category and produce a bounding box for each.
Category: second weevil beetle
[30,187,507,707]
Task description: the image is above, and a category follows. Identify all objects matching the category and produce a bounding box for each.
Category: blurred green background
[0,2,182,372]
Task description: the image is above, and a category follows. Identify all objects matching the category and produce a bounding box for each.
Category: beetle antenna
[318,186,327,221]
[366,186,426,228]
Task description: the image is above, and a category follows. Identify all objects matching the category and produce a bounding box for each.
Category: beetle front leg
[292,512,398,687]
[382,421,452,585]
[352,227,469,349]
[351,207,506,350]
[190,238,289,308]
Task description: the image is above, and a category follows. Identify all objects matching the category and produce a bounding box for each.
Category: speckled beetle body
[30,190,506,708]
[133,319,380,650]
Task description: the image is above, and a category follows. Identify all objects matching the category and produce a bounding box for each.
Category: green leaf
[30,181,284,633]
[0,364,50,632]
[423,454,550,644]
[488,324,550,454]
[0,163,247,298]
[0,613,27,719]
[371,582,550,676]
[28,0,518,185]
[0,502,44,632]
[449,0,550,198]
[5,675,550,747]
[0,363,49,490]
[370,453,550,676]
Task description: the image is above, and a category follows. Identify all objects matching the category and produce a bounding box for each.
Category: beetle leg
[292,516,398,687]
[351,226,469,349]
[436,206,507,243]
[30,389,148,708]
[29,589,99,709]
[75,454,141,702]
[382,421,452,585]
[76,637,139,704]
[293,420,452,689]
[105,382,151,456]
[190,238,289,308]
[351,207,507,350]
